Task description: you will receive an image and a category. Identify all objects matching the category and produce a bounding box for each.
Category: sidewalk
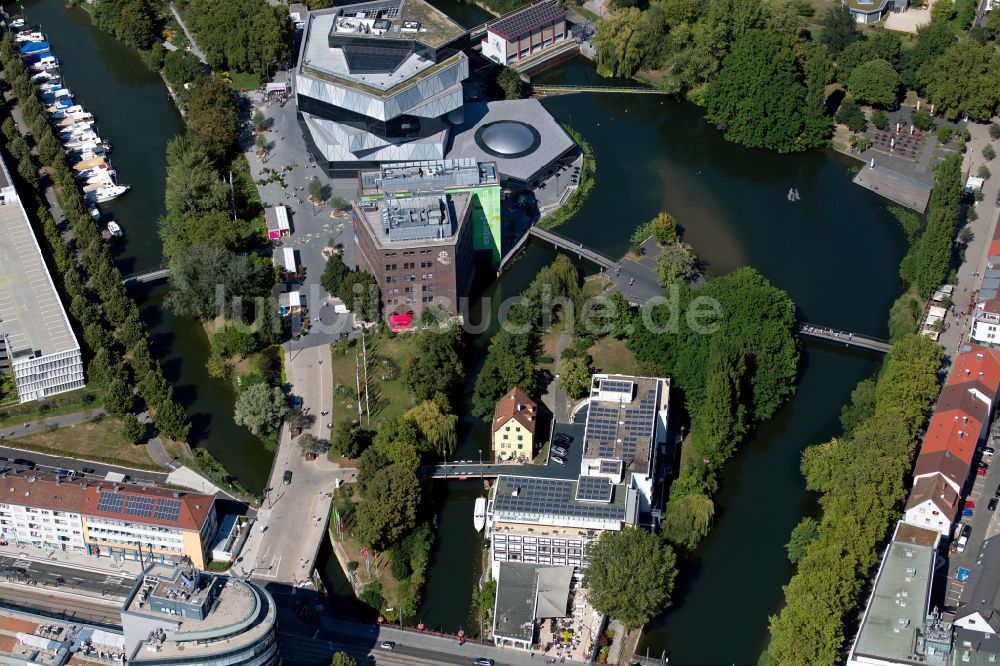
[0,408,106,442]
[167,2,206,64]
[936,120,1000,357]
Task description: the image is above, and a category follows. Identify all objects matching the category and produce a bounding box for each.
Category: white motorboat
[56,113,93,126]
[76,164,113,180]
[35,79,62,90]
[11,18,27,28]
[83,172,115,186]
[30,70,56,82]
[85,185,129,204]
[62,132,99,147]
[29,56,58,72]
[15,31,44,43]
[89,207,101,219]
[71,146,108,162]
[106,221,123,238]
[473,497,486,532]
[41,89,72,102]
[60,123,95,136]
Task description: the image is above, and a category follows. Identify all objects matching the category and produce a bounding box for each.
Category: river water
[22,0,273,492]
[29,0,909,660]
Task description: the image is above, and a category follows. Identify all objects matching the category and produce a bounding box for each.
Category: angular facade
[295,0,469,177]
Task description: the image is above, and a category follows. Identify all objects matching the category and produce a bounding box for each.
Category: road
[275,613,588,666]
[0,445,167,484]
[0,553,135,599]
[237,344,349,584]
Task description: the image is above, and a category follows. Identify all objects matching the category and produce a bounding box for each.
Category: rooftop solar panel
[154,498,182,522]
[494,476,625,521]
[124,495,154,518]
[488,2,566,41]
[96,492,124,513]
[576,476,613,503]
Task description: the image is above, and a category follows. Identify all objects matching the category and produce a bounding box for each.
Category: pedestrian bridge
[122,268,169,287]
[532,84,669,96]
[526,226,619,271]
[798,323,892,353]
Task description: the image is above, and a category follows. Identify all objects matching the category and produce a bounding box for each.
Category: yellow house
[492,387,537,461]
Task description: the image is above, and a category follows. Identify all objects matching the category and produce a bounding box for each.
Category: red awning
[388,314,413,331]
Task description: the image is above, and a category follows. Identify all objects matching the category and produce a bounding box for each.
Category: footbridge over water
[122,268,169,288]
[797,323,891,353]
[499,225,619,274]
[532,84,670,96]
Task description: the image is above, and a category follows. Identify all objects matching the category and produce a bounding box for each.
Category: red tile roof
[920,408,982,463]
[905,474,960,514]
[0,471,214,532]
[913,450,973,492]
[947,346,1000,394]
[493,386,538,435]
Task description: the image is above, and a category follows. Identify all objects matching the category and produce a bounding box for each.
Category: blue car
[964,508,975,517]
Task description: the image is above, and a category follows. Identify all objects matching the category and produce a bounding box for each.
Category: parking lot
[944,435,1000,609]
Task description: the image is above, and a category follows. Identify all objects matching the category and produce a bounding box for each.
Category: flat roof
[851,523,943,664]
[0,606,124,666]
[488,2,566,41]
[446,100,576,184]
[491,475,634,527]
[359,158,498,197]
[299,0,465,93]
[582,374,668,478]
[0,154,79,363]
[355,191,471,247]
[124,565,276,662]
[493,563,573,644]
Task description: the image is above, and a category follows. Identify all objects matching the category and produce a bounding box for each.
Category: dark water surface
[23,0,273,492]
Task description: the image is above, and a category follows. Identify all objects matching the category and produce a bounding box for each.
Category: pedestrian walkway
[167,2,206,64]
[0,542,141,579]
[165,465,225,496]
[0,408,106,441]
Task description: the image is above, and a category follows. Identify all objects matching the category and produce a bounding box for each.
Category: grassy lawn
[588,336,638,375]
[329,334,422,435]
[330,487,404,608]
[538,316,566,373]
[8,417,160,470]
[582,275,612,300]
[0,389,103,428]
[228,71,262,91]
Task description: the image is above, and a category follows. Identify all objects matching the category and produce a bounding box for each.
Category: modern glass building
[295,0,470,177]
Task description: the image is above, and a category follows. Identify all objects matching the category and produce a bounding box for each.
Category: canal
[22,0,273,492]
[29,0,910,659]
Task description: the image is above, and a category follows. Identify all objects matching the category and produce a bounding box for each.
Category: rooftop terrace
[359,158,498,197]
[355,191,470,246]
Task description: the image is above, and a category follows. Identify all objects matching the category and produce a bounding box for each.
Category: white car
[380,642,395,651]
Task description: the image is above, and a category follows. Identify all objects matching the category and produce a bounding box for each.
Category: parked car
[966,500,977,509]
[473,659,495,666]
[12,459,34,469]
[554,433,572,445]
[995,483,1000,497]
[986,447,997,456]
[379,642,395,651]
[990,498,998,511]
[964,507,975,517]
[80,467,95,475]
[551,455,566,465]
[958,534,970,552]
[979,467,988,477]
[282,470,293,485]
[963,524,973,538]
[551,445,568,457]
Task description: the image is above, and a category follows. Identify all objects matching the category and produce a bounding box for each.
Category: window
[518,435,523,441]
[503,434,508,439]
[404,262,415,269]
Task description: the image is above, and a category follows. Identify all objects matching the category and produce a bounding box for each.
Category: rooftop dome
[476,121,540,157]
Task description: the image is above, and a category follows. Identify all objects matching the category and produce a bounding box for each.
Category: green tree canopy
[233,383,287,437]
[785,516,819,563]
[919,41,1000,120]
[583,528,678,630]
[185,76,238,163]
[185,0,289,76]
[354,464,421,548]
[818,4,861,56]
[401,326,464,401]
[847,58,900,107]
[165,245,271,320]
[705,30,808,153]
[594,8,648,78]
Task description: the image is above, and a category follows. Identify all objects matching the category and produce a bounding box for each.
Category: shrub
[984,144,996,161]
[911,109,933,131]
[871,109,888,130]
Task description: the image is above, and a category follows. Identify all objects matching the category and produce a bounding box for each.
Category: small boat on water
[15,31,44,43]
[473,497,486,532]
[83,172,115,187]
[90,207,101,219]
[56,113,93,126]
[106,221,123,238]
[60,122,94,135]
[76,164,113,180]
[786,188,800,202]
[85,184,129,204]
[30,70,56,82]
[11,18,27,28]
[29,56,58,72]
[19,41,49,54]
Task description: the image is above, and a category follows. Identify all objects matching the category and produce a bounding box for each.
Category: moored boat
[106,221,123,238]
[473,497,486,532]
[85,184,129,204]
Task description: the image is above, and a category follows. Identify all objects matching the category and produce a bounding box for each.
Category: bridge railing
[797,323,890,347]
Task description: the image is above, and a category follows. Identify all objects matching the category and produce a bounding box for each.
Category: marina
[14,20,129,228]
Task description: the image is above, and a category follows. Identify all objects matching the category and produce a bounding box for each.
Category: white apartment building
[0,151,84,403]
[578,374,670,514]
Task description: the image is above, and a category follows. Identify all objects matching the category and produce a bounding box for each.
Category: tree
[836,99,867,132]
[593,8,647,78]
[705,31,808,153]
[234,383,287,437]
[660,490,715,549]
[95,0,155,50]
[690,342,749,464]
[353,464,421,548]
[330,422,373,458]
[298,433,328,457]
[650,211,678,245]
[919,41,1000,120]
[899,21,953,92]
[985,145,997,161]
[104,378,135,418]
[655,241,696,286]
[154,399,191,441]
[330,652,356,666]
[308,177,324,203]
[560,354,594,400]
[818,4,861,56]
[184,0,289,76]
[847,58,899,107]
[320,253,351,295]
[121,413,145,444]
[186,76,238,162]
[496,66,522,100]
[583,529,678,630]
[252,109,267,132]
[785,517,819,563]
[163,49,203,86]
[165,245,271,320]
[162,136,229,222]
[402,327,464,401]
[404,400,458,455]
